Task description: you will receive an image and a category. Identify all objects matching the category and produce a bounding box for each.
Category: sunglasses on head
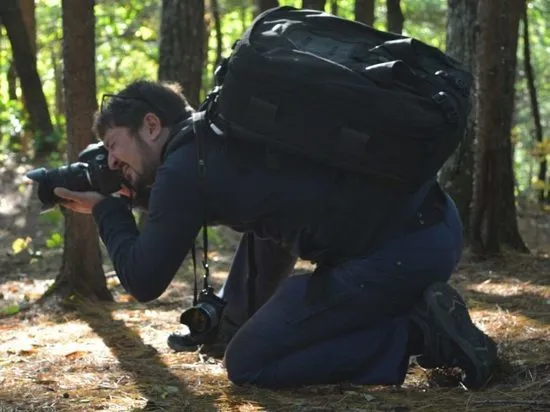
[100,93,166,118]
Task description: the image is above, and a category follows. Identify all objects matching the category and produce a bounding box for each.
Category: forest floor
[0,151,549,412]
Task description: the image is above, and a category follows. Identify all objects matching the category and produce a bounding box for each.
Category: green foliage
[46,232,64,249]
[95,0,159,95]
[0,304,21,316]
[39,207,63,227]
[0,99,25,153]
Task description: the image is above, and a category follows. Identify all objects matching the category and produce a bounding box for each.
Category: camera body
[179,286,226,336]
[27,142,123,211]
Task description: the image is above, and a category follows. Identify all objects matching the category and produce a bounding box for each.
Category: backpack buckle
[435,70,469,97]
[432,91,459,124]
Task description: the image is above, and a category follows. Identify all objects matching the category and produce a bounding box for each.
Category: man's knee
[224,341,259,385]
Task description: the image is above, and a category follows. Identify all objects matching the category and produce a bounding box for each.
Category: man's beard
[131,138,158,193]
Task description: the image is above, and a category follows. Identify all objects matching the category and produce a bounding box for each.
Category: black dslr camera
[179,286,226,336]
[27,142,123,211]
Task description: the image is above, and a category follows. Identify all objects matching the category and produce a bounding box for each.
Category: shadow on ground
[76,301,219,412]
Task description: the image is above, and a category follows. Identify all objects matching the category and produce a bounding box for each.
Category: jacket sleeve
[92,159,204,302]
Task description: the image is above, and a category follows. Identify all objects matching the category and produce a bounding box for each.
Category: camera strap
[191,111,210,305]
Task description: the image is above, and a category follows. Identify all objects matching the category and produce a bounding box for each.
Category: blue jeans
[221,193,463,388]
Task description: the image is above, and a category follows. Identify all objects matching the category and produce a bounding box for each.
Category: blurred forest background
[0,1,549,411]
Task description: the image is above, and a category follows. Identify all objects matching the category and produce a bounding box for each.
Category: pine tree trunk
[471,0,528,255]
[355,0,375,25]
[522,2,547,204]
[19,0,36,52]
[302,0,326,10]
[498,0,529,252]
[6,0,35,102]
[158,0,205,108]
[52,49,65,127]
[0,0,55,158]
[56,0,112,301]
[212,0,224,75]
[257,0,279,14]
[386,0,404,34]
[439,0,478,240]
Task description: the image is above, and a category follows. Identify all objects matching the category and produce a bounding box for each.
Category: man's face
[103,119,160,192]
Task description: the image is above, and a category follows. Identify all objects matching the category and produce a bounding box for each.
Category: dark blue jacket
[92,124,433,302]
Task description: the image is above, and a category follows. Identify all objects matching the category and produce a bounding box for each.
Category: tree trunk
[471,0,528,255]
[52,49,65,128]
[522,2,547,204]
[0,0,55,158]
[355,0,375,25]
[7,0,35,102]
[330,0,339,15]
[257,0,279,15]
[158,0,205,108]
[7,63,17,100]
[386,0,404,34]
[19,0,36,52]
[439,0,478,240]
[302,0,326,10]
[212,0,223,72]
[56,0,112,301]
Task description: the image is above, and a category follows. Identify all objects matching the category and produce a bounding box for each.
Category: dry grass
[1,250,549,412]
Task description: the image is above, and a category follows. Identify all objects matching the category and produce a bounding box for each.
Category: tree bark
[52,49,65,127]
[330,0,338,15]
[7,63,17,100]
[0,0,55,157]
[471,0,528,255]
[386,0,404,34]
[7,0,35,102]
[257,0,279,15]
[439,0,478,240]
[302,0,326,10]
[57,0,112,301]
[212,0,223,75]
[355,0,375,25]
[19,0,36,52]
[158,0,205,108]
[522,2,547,203]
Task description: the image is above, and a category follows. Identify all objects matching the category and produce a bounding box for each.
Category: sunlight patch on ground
[467,279,550,300]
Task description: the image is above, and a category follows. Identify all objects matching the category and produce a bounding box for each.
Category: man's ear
[142,112,162,141]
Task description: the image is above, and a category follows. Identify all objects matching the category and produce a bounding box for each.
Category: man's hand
[117,185,135,199]
[54,187,106,214]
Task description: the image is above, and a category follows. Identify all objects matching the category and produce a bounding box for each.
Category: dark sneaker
[167,332,229,358]
[410,282,497,389]
[167,331,211,352]
[167,317,240,358]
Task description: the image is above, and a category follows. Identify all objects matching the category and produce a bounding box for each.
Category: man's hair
[92,80,195,139]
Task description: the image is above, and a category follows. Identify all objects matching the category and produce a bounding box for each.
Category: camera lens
[180,303,221,335]
[26,163,93,210]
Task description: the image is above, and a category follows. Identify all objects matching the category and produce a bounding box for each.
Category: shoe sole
[424,282,497,389]
[167,334,199,352]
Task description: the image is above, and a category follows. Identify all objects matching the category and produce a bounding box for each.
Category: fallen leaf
[35,376,58,385]
[118,294,136,303]
[65,351,90,360]
[11,237,31,255]
[18,349,37,356]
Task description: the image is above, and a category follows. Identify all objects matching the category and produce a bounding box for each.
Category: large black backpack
[204,6,471,190]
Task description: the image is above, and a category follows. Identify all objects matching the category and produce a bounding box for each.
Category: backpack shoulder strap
[160,118,194,163]
[192,111,208,177]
